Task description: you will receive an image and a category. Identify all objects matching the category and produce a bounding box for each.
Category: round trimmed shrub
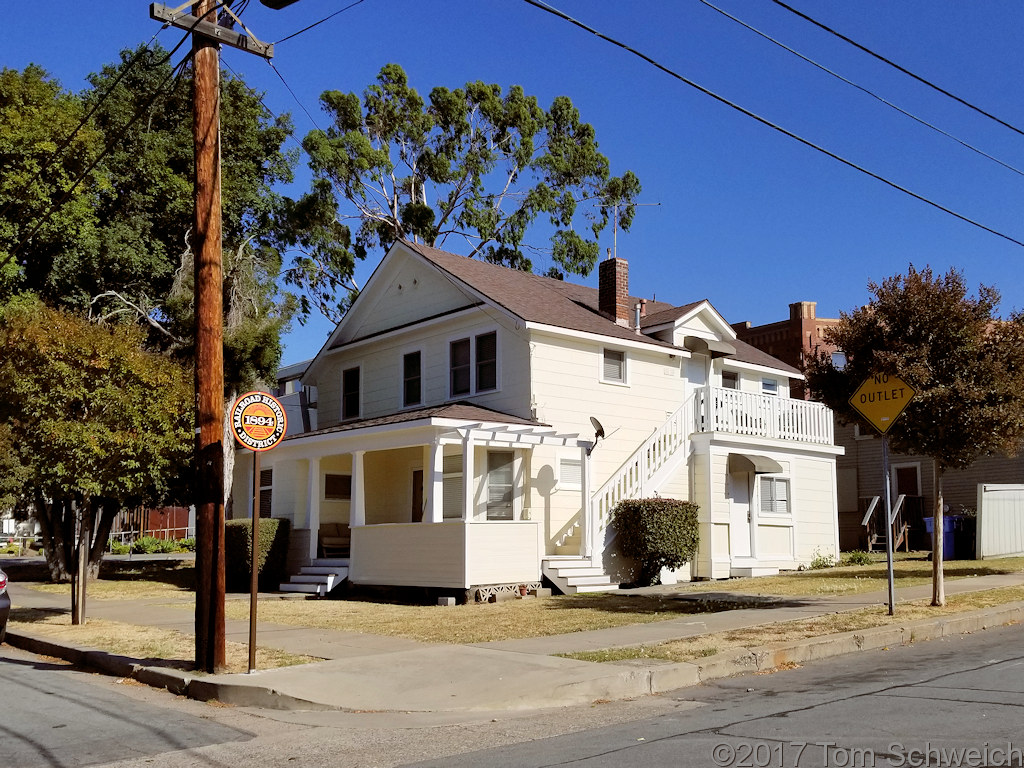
[610,498,699,586]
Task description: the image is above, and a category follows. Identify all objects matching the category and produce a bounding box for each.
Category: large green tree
[1,48,300,388]
[289,63,642,322]
[0,297,193,619]
[805,266,1024,605]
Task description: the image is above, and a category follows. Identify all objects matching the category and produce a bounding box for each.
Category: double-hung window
[449,331,498,397]
[342,366,360,420]
[759,477,790,516]
[486,450,515,520]
[403,351,422,407]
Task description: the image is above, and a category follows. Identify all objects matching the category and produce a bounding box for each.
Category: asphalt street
[0,646,252,768]
[401,622,1024,768]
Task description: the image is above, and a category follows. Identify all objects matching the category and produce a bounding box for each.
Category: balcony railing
[694,386,834,445]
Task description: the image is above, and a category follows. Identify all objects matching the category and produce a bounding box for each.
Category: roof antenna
[610,201,661,259]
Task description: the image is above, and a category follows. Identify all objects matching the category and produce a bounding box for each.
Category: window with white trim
[759,476,790,516]
[324,474,352,501]
[403,351,422,407]
[442,454,463,519]
[602,348,626,383]
[449,331,499,397]
[341,366,360,420]
[259,468,273,518]
[722,371,738,390]
[486,450,515,520]
[559,457,583,489]
[761,377,779,396]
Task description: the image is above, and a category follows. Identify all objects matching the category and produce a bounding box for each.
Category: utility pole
[192,0,226,673]
[150,0,288,673]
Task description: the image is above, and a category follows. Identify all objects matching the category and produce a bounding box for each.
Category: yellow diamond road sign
[849,373,916,434]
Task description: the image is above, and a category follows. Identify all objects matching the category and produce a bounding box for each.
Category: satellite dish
[590,416,605,441]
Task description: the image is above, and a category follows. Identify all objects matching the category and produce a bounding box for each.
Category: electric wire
[769,0,1024,139]
[5,50,197,269]
[273,0,368,45]
[267,60,323,131]
[520,0,1024,249]
[0,25,181,223]
[699,0,1024,179]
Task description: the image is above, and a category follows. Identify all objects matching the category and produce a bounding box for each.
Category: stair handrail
[587,400,690,557]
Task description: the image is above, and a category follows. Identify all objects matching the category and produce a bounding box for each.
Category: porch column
[426,442,443,523]
[462,433,475,521]
[351,450,366,527]
[580,444,592,558]
[305,456,320,561]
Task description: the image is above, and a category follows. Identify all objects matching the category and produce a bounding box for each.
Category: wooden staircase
[279,558,349,596]
[543,403,691,594]
[863,495,910,553]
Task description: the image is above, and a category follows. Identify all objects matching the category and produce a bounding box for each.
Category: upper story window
[602,348,626,384]
[450,331,498,398]
[722,371,738,390]
[403,351,422,407]
[761,377,779,396]
[341,366,360,420]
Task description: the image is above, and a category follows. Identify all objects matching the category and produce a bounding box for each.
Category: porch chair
[318,523,351,558]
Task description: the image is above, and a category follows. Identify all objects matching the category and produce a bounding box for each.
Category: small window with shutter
[759,477,790,516]
[602,349,626,384]
[559,457,583,489]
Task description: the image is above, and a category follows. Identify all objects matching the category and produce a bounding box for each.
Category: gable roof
[308,240,798,376]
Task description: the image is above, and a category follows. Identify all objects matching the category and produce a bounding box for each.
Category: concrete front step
[279,583,324,595]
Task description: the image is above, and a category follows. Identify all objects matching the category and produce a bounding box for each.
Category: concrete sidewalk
[5,571,1024,714]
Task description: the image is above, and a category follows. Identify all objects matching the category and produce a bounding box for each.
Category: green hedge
[611,498,699,586]
[225,518,291,592]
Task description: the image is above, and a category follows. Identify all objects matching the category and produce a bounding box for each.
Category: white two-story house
[232,241,842,595]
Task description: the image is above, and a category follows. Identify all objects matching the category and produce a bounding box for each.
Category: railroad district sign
[849,373,916,435]
[230,391,287,451]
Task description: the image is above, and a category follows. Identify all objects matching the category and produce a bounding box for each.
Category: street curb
[4,631,339,711]
[4,600,1024,711]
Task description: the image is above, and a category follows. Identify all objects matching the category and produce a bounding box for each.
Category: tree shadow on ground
[541,592,810,616]
[97,560,195,591]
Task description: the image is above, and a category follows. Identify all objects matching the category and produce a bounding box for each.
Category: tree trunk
[36,496,73,582]
[87,499,119,578]
[932,462,945,606]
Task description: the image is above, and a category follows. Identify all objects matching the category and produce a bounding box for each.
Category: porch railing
[694,386,834,445]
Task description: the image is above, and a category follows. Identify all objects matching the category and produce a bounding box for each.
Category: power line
[273,0,368,45]
[520,0,1024,250]
[3,50,197,270]
[0,27,184,224]
[266,60,323,131]
[769,0,1024,139]
[699,0,1024,179]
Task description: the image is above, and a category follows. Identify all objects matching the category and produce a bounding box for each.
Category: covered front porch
[231,404,590,592]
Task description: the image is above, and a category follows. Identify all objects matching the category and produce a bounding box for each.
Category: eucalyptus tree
[289,63,642,322]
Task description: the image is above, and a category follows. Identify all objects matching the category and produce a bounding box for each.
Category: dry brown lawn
[7,607,316,674]
[562,585,1024,664]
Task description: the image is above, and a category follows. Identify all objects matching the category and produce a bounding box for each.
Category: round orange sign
[230,391,287,451]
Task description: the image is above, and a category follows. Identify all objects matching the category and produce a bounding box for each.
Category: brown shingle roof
[401,241,797,373]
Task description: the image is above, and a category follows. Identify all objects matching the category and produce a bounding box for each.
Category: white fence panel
[977,484,1024,559]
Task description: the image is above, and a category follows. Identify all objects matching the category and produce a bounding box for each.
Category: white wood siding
[791,455,840,563]
[315,314,532,429]
[977,485,1024,559]
[349,520,541,587]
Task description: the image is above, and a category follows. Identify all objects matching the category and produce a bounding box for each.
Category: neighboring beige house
[232,241,842,595]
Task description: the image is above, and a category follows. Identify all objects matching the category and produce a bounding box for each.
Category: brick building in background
[732,301,842,399]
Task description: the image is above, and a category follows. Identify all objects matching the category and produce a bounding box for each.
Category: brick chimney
[599,256,630,327]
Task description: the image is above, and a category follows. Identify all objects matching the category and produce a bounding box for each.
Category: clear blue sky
[6,2,1024,366]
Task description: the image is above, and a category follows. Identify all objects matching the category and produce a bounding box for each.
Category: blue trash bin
[923,516,956,560]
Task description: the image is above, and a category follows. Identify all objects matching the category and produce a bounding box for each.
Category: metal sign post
[849,373,916,616]
[230,392,287,673]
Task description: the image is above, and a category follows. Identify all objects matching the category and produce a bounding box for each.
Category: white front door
[729,471,753,558]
